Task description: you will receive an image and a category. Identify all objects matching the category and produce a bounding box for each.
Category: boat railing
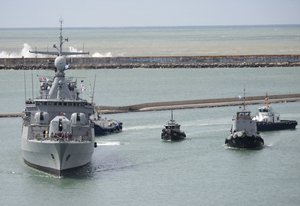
[31,132,92,142]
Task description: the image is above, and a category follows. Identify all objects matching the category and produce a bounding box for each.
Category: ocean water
[1,67,300,111]
[0,26,300,206]
[1,67,300,206]
[0,25,300,57]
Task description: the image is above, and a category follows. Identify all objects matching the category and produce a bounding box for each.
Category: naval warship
[21,20,96,176]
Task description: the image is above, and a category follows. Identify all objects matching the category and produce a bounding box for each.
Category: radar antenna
[52,18,69,55]
[243,88,246,110]
[29,19,89,57]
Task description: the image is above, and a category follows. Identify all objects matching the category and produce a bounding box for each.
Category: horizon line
[1,23,300,30]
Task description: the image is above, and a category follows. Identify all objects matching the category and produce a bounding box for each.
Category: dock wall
[1,93,300,117]
[95,93,300,113]
[1,54,300,69]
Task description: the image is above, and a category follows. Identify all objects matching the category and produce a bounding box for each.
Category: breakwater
[96,93,300,113]
[1,54,300,69]
[1,93,300,117]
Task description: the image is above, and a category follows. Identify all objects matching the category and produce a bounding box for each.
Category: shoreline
[1,54,300,70]
[2,93,300,118]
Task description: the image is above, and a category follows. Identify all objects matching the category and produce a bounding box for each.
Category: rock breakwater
[1,54,300,70]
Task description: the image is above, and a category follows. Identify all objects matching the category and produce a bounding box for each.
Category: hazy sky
[1,0,300,28]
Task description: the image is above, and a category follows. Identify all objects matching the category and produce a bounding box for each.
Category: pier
[1,54,300,70]
[95,93,300,113]
[1,93,300,118]
[0,112,23,118]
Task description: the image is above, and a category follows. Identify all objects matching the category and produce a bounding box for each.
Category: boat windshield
[259,108,269,112]
[236,111,251,120]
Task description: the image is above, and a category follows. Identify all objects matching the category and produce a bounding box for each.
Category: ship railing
[31,133,92,142]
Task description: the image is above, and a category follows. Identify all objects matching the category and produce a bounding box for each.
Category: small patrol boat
[225,90,264,149]
[161,110,186,141]
[93,113,123,136]
[253,94,297,131]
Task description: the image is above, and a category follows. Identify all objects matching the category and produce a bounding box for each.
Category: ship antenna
[29,18,89,57]
[243,88,246,110]
[53,18,68,56]
[91,74,96,103]
[31,70,34,100]
[264,92,269,107]
[23,71,27,101]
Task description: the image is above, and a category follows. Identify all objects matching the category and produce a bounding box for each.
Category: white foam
[0,43,45,58]
[92,52,112,57]
[97,141,121,146]
[124,124,161,131]
[0,43,113,58]
[68,46,85,57]
[68,47,113,57]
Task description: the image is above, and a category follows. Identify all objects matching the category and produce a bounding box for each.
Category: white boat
[253,95,297,131]
[21,20,96,176]
[225,90,264,149]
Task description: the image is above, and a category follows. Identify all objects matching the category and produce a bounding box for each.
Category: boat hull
[256,120,297,131]
[94,121,122,136]
[22,139,94,176]
[161,130,186,141]
[225,135,264,149]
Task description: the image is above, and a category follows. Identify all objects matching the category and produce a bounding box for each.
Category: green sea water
[0,25,300,205]
[1,25,300,57]
[0,67,300,206]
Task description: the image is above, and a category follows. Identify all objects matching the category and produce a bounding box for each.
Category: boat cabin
[165,121,181,130]
[233,110,257,136]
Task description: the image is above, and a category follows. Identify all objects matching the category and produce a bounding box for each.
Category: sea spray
[0,43,113,58]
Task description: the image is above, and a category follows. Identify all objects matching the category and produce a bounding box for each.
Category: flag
[80,80,85,92]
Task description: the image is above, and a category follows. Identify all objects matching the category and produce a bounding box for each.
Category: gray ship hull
[22,127,94,176]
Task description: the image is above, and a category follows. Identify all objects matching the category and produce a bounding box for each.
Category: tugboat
[253,94,297,131]
[93,113,123,136]
[225,90,264,149]
[21,19,96,176]
[161,110,186,141]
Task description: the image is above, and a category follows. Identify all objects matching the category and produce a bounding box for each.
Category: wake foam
[96,141,121,146]
[123,124,161,131]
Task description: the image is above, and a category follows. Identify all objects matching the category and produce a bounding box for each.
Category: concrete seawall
[1,54,300,69]
[96,93,300,113]
[1,93,300,118]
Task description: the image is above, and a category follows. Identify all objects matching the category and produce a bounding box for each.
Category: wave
[0,43,45,58]
[0,43,113,58]
[92,52,112,57]
[69,46,112,57]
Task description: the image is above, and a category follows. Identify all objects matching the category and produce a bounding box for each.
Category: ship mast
[243,88,246,110]
[54,18,68,56]
[264,92,269,108]
[29,19,89,57]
